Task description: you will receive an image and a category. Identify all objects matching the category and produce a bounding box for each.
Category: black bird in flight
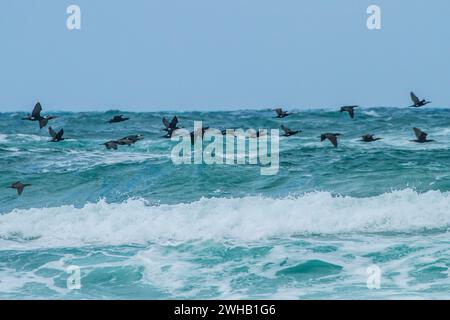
[48,127,65,142]
[340,106,358,119]
[409,92,431,108]
[102,135,143,149]
[273,108,291,118]
[361,134,382,142]
[22,102,57,129]
[281,125,301,137]
[162,116,180,132]
[411,127,434,143]
[8,181,32,196]
[117,135,144,146]
[320,133,341,147]
[107,115,129,123]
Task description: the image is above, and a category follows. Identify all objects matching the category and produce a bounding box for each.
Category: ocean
[0,107,449,299]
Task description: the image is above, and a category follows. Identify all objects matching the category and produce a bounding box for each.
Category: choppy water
[1,107,450,299]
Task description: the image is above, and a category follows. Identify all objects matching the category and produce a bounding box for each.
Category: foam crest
[1,189,449,247]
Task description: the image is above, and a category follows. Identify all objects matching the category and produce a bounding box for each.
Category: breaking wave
[1,189,449,248]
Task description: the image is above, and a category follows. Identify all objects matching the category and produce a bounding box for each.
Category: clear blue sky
[1,0,449,111]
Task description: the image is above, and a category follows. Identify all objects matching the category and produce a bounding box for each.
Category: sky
[0,0,449,111]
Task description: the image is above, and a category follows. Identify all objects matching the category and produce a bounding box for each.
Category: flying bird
[273,108,291,118]
[107,115,129,123]
[320,133,341,147]
[102,135,143,149]
[117,135,144,146]
[340,106,358,119]
[22,102,42,121]
[361,134,382,142]
[8,181,32,196]
[162,116,180,132]
[412,127,434,143]
[281,125,301,137]
[48,127,65,142]
[22,102,57,128]
[410,92,431,108]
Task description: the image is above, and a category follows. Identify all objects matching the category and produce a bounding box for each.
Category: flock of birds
[7,91,434,196]
[276,91,433,147]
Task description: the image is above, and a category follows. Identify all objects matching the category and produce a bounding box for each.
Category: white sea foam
[362,110,381,117]
[1,189,450,248]
[14,134,48,142]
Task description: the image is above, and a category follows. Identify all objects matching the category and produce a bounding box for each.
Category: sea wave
[1,189,449,248]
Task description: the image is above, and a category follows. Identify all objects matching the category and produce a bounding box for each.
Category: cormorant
[320,133,341,147]
[410,92,431,108]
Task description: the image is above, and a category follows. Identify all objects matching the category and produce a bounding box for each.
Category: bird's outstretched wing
[32,102,42,118]
[11,181,21,188]
[281,125,290,135]
[328,135,338,147]
[413,127,427,141]
[348,109,355,119]
[17,185,25,195]
[48,127,57,138]
[274,108,283,116]
[108,142,118,149]
[39,118,48,129]
[411,92,420,105]
[162,117,170,129]
[170,116,178,129]
[55,129,64,140]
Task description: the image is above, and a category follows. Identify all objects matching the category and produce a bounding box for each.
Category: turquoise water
[0,107,450,299]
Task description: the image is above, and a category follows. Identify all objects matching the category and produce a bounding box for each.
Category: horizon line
[2,105,450,113]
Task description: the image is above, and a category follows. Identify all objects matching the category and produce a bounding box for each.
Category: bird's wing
[328,135,338,147]
[56,129,64,140]
[170,116,178,129]
[11,181,21,188]
[48,127,57,138]
[281,125,290,134]
[413,127,427,140]
[349,109,355,119]
[411,92,420,105]
[162,117,170,129]
[106,141,118,149]
[31,103,42,118]
[39,118,48,129]
[17,185,24,195]
[274,108,282,116]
